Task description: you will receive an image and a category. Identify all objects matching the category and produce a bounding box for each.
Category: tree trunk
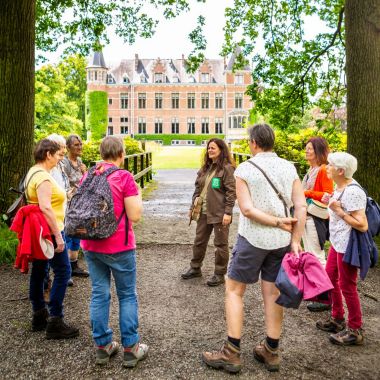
[0,0,35,213]
[346,0,380,201]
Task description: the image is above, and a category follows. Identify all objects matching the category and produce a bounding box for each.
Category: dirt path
[0,169,379,379]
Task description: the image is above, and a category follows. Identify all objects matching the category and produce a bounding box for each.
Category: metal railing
[91,152,153,188]
[232,152,251,164]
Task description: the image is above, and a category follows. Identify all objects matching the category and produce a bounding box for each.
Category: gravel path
[0,169,379,379]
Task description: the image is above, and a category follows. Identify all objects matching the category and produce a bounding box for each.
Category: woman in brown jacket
[181,138,236,286]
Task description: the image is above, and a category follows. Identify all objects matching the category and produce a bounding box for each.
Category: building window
[123,74,129,84]
[108,98,113,105]
[215,118,223,134]
[155,73,164,83]
[107,74,114,84]
[140,74,147,83]
[120,93,128,109]
[235,74,244,84]
[107,126,113,135]
[229,115,246,129]
[138,93,146,109]
[154,118,163,134]
[201,118,209,134]
[215,93,223,109]
[189,76,196,83]
[188,93,195,109]
[108,117,113,123]
[155,93,163,109]
[201,73,209,83]
[94,71,97,81]
[201,93,209,109]
[120,126,128,134]
[172,93,179,109]
[173,76,180,83]
[171,118,179,134]
[235,93,243,109]
[120,117,128,124]
[138,117,146,134]
[187,118,195,134]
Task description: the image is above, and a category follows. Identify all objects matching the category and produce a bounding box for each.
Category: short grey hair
[100,136,125,161]
[328,152,357,179]
[66,134,82,147]
[47,133,66,147]
[248,123,275,151]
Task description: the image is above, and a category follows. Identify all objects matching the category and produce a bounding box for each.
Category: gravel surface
[1,169,379,379]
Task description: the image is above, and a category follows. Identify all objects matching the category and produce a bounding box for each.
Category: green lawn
[152,146,205,169]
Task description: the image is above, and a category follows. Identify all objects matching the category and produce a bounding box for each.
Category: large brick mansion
[86,50,252,142]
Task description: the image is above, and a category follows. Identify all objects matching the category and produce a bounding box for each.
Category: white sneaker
[123,342,149,368]
[96,341,120,365]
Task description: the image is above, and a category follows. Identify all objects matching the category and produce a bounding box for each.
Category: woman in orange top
[302,137,334,312]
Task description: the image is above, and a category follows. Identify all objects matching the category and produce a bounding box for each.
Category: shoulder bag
[189,169,217,225]
[247,160,289,217]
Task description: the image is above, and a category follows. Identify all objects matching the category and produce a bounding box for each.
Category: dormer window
[235,74,244,84]
[122,74,129,84]
[107,74,115,84]
[155,73,164,83]
[140,74,147,83]
[173,76,180,83]
[189,76,196,83]
[201,73,209,83]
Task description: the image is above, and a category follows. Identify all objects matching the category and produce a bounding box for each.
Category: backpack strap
[24,170,45,201]
[246,160,289,217]
[337,183,367,202]
[97,164,129,245]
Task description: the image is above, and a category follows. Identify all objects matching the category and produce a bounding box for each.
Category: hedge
[0,220,18,264]
[85,91,108,141]
[134,134,225,146]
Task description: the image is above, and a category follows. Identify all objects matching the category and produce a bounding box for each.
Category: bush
[233,128,347,177]
[85,91,107,140]
[0,219,18,264]
[81,140,101,167]
[124,136,143,155]
[134,134,225,146]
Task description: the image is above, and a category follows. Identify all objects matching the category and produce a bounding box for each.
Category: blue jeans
[84,250,139,347]
[29,231,71,317]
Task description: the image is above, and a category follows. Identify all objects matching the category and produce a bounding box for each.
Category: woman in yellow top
[26,139,78,339]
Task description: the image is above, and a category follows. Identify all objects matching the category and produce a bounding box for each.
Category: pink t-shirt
[80,163,139,254]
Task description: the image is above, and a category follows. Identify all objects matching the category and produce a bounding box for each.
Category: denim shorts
[228,235,290,284]
[65,235,80,251]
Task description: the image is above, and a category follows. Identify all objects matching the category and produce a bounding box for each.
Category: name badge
[211,177,221,189]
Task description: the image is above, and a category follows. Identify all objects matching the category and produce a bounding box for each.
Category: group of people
[183,124,368,373]
[15,123,369,372]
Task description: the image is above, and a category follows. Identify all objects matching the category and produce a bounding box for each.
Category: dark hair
[34,139,61,163]
[66,134,82,148]
[248,123,275,151]
[200,138,235,174]
[306,137,329,165]
[100,136,124,161]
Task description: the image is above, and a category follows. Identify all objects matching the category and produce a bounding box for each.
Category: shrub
[0,219,18,264]
[81,140,101,167]
[85,91,107,141]
[124,136,143,155]
[233,128,347,176]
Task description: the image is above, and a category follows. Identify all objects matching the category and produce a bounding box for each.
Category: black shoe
[207,274,225,287]
[71,261,89,277]
[32,308,49,332]
[181,267,202,279]
[307,302,331,312]
[46,317,79,339]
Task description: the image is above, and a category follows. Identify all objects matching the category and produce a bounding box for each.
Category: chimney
[135,53,139,70]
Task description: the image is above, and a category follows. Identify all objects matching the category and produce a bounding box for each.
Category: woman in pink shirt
[81,136,148,367]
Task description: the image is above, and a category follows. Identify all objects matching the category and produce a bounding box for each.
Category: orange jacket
[304,165,333,201]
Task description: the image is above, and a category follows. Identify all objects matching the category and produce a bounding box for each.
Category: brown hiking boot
[329,328,364,346]
[202,341,242,373]
[32,308,49,332]
[316,317,346,333]
[46,316,79,340]
[181,267,202,280]
[253,339,280,372]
